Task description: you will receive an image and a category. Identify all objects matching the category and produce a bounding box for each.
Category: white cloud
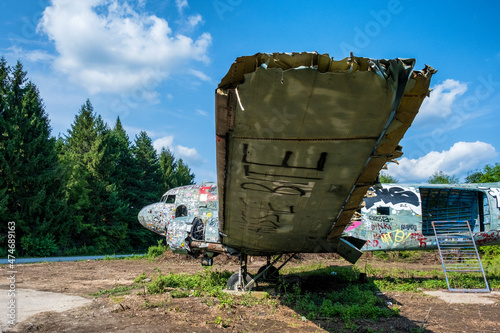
[175,0,188,13]
[6,46,55,63]
[416,79,467,121]
[153,135,203,166]
[187,14,203,27]
[387,141,497,182]
[188,68,211,82]
[196,109,208,116]
[38,0,211,94]
[153,135,174,152]
[175,144,201,160]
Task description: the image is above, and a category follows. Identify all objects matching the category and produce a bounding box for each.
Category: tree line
[0,59,195,257]
[2,59,499,257]
[380,166,500,184]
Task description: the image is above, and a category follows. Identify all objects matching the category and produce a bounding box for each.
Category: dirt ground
[1,252,499,333]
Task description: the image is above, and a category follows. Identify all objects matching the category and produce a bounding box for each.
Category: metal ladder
[432,221,490,293]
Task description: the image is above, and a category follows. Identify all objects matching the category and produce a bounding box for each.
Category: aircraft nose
[138,205,151,228]
[138,203,168,235]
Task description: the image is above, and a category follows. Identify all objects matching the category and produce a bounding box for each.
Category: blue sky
[1,0,499,183]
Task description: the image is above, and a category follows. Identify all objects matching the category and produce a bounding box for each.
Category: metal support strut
[238,253,248,290]
[243,253,297,290]
[227,253,298,291]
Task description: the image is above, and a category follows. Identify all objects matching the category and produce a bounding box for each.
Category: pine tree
[0,60,67,257]
[109,118,161,250]
[61,100,129,254]
[175,158,195,186]
[133,131,163,204]
[159,147,178,190]
[0,58,13,219]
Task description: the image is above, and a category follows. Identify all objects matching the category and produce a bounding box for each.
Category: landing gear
[191,218,204,241]
[226,254,256,291]
[201,254,213,266]
[226,253,297,291]
[227,272,256,291]
[257,257,279,282]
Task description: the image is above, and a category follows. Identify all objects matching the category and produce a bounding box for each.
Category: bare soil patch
[1,252,499,332]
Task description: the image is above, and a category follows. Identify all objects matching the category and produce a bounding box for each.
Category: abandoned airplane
[138,51,445,290]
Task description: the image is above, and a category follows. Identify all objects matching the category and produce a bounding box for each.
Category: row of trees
[0,59,195,257]
[380,165,500,184]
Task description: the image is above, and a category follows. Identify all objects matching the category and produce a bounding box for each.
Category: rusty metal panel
[216,52,435,255]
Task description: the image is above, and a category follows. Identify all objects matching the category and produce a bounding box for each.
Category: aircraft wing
[215,52,435,260]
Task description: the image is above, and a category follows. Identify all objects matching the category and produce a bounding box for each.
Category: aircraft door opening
[420,187,480,236]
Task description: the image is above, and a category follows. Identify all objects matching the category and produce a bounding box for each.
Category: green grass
[143,300,167,308]
[146,267,232,298]
[373,250,425,261]
[127,254,500,330]
[101,254,146,261]
[278,265,399,325]
[91,284,143,296]
[146,240,168,260]
[361,261,500,291]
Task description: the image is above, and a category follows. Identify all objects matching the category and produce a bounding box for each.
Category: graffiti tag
[488,188,500,209]
[380,230,411,246]
[368,215,392,223]
[370,222,392,231]
[475,230,500,246]
[401,224,417,232]
[364,186,419,209]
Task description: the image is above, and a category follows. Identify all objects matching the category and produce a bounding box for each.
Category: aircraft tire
[226,273,256,291]
[191,218,204,241]
[257,265,279,282]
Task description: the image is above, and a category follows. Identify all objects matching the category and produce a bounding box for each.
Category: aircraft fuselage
[138,182,500,255]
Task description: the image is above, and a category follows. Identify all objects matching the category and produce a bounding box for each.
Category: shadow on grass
[274,265,430,332]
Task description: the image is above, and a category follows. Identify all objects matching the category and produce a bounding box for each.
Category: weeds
[91,284,141,296]
[213,316,231,328]
[127,253,500,330]
[282,284,398,324]
[146,267,232,300]
[143,300,167,308]
[373,250,424,261]
[133,273,147,283]
[147,240,168,260]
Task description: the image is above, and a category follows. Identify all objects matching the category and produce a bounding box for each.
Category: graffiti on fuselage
[380,229,412,246]
[401,224,418,232]
[368,215,393,223]
[488,188,500,210]
[166,184,218,215]
[363,185,421,214]
[156,184,219,251]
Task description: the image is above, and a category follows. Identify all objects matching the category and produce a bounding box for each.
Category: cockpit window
[377,206,390,215]
[161,194,176,204]
[175,205,187,217]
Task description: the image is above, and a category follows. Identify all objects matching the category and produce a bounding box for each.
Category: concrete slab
[0,288,92,332]
[424,290,500,304]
